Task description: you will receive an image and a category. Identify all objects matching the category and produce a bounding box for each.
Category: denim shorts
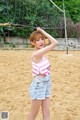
[29,74,51,100]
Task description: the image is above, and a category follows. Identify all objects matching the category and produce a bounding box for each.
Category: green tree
[0,0,80,38]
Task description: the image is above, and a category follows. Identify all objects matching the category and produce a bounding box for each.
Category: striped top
[32,56,50,77]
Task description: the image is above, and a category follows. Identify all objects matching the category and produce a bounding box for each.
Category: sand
[0,50,80,120]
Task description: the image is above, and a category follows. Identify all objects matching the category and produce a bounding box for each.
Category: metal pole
[49,0,68,54]
[63,0,68,54]
[49,0,64,13]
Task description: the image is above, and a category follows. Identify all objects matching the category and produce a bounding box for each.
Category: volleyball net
[0,0,68,50]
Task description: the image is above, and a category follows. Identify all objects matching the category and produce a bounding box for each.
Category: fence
[0,36,80,50]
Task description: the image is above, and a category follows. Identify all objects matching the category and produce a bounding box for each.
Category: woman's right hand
[36,27,43,32]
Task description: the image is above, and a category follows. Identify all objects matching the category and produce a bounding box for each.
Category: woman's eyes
[36,38,44,41]
[36,39,39,41]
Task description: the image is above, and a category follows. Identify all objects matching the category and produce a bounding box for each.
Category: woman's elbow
[54,41,58,46]
[51,41,58,49]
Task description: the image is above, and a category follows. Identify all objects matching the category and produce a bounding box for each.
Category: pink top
[32,56,50,77]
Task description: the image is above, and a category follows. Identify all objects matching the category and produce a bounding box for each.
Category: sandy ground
[0,50,80,120]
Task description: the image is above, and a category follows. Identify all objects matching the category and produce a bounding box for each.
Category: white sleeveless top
[32,56,50,77]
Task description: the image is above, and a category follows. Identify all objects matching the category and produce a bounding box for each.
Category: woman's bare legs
[41,98,50,120]
[28,100,42,120]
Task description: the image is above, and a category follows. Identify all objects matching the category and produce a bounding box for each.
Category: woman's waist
[33,74,46,78]
[33,74,50,82]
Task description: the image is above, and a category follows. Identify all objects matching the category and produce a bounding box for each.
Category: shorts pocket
[29,81,37,99]
[30,81,37,91]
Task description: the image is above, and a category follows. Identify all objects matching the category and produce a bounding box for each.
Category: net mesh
[0,0,64,37]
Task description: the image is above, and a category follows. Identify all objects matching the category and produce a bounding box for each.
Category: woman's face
[34,34,45,49]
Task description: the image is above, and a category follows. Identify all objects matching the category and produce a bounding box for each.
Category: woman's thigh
[41,98,50,117]
[29,100,42,117]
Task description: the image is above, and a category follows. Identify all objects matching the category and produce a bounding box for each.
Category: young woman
[28,27,58,120]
